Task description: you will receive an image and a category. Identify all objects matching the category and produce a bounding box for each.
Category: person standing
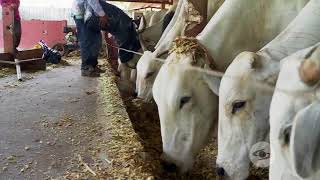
[92,1,141,68]
[0,0,21,53]
[72,0,108,77]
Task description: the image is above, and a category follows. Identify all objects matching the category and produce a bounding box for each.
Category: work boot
[81,67,100,77]
[94,66,106,73]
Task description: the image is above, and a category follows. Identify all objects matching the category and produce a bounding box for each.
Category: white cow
[148,9,168,27]
[155,0,184,49]
[269,44,320,180]
[142,11,156,27]
[137,9,168,28]
[136,0,225,101]
[152,0,309,174]
[117,6,176,81]
[216,0,320,179]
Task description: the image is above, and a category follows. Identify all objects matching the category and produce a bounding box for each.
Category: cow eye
[279,124,292,146]
[145,71,154,79]
[180,96,191,109]
[232,101,246,114]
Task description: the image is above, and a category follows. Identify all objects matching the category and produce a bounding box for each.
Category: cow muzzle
[216,166,227,177]
[161,159,178,173]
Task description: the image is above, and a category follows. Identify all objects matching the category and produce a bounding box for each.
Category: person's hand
[99,15,109,27]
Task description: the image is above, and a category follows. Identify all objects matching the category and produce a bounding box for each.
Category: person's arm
[87,0,105,17]
[87,0,108,27]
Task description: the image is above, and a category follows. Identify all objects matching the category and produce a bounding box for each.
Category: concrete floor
[0,62,106,179]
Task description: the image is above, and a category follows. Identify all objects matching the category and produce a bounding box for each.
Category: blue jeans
[74,17,102,70]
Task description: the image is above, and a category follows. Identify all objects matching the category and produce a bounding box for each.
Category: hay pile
[96,67,155,179]
[100,60,268,179]
[66,50,81,58]
[97,60,219,179]
[0,67,16,78]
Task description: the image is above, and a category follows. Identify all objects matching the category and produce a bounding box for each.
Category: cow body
[136,0,225,101]
[269,44,320,180]
[118,6,176,81]
[148,9,168,27]
[152,0,309,174]
[216,1,320,179]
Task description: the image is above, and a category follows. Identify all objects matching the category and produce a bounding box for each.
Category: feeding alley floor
[0,60,122,179]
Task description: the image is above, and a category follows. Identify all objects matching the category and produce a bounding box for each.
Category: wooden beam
[129,6,163,11]
[106,0,173,4]
[184,0,208,37]
[2,5,15,54]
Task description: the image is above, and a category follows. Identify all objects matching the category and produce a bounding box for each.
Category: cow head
[215,52,278,180]
[138,13,166,52]
[136,51,165,101]
[152,37,219,173]
[137,15,154,52]
[269,45,320,179]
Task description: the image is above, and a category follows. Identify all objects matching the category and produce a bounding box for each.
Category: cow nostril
[161,160,178,173]
[133,91,138,97]
[216,167,226,176]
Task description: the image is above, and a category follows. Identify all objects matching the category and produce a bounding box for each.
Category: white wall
[0,2,131,26]
[0,6,75,25]
[0,7,131,26]
[20,0,73,8]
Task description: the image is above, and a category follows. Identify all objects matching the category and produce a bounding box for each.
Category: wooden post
[161,1,166,9]
[2,5,15,55]
[184,0,208,37]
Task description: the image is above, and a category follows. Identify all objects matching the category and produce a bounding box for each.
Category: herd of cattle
[115,0,320,179]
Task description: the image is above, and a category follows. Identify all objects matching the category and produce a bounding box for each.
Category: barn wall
[0,20,67,49]
[0,7,75,26]
[0,6,132,26]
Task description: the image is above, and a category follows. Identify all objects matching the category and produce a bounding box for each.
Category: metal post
[14,59,22,81]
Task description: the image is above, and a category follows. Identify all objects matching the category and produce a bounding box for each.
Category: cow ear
[278,122,292,147]
[290,103,320,178]
[299,46,320,86]
[203,74,221,96]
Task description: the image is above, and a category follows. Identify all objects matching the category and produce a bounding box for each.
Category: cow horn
[299,46,320,86]
[137,15,146,34]
[138,34,148,51]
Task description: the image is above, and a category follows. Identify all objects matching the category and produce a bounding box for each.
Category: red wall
[0,20,67,49]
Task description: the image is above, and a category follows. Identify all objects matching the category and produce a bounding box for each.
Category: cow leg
[117,61,131,80]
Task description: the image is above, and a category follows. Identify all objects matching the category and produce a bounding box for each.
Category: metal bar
[0,58,42,64]
[17,58,43,63]
[0,60,16,64]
